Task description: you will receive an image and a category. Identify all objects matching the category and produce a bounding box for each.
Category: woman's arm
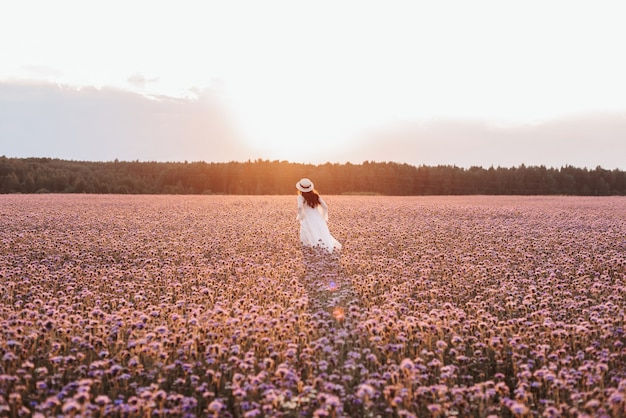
[318,197,329,222]
[296,195,305,221]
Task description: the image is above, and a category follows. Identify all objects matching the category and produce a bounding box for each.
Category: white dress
[296,195,342,253]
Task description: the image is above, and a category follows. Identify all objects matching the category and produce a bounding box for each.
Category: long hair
[300,190,321,208]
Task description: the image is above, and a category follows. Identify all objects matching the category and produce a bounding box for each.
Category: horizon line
[2,155,623,172]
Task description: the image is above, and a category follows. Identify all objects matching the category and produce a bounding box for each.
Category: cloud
[20,65,65,79]
[345,114,626,169]
[127,73,160,90]
[127,73,148,89]
[0,81,248,162]
[3,81,624,169]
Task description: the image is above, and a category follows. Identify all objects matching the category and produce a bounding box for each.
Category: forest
[1,156,625,195]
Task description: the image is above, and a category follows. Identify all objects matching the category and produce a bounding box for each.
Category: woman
[296,178,342,253]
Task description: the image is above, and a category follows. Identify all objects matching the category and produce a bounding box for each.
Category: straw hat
[296,178,314,192]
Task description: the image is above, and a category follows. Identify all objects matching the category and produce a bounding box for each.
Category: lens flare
[332,306,345,321]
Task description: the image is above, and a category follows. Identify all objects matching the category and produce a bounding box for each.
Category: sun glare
[2,1,626,166]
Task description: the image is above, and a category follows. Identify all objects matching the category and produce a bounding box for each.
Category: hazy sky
[1,0,625,168]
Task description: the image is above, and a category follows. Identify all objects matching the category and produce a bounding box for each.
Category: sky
[1,0,626,169]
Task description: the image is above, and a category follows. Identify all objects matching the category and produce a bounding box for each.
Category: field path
[300,247,360,324]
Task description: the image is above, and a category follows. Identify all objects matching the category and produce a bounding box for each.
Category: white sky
[1,0,626,167]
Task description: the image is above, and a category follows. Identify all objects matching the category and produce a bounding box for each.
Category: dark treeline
[1,156,625,195]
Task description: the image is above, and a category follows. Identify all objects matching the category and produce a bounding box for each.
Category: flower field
[1,194,625,417]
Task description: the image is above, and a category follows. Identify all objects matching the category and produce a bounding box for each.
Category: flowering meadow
[1,194,625,417]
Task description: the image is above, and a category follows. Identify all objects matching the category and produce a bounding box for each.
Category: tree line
[1,156,625,195]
